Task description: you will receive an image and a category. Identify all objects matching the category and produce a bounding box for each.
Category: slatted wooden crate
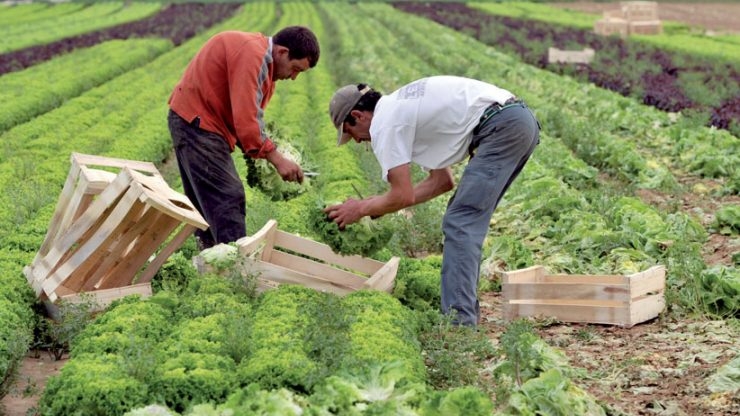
[28,152,162,275]
[26,161,208,312]
[595,1,661,37]
[594,17,630,37]
[232,219,399,295]
[620,1,659,22]
[502,265,666,328]
[628,20,663,35]
[547,47,595,64]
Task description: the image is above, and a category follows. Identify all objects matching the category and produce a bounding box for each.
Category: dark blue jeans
[168,110,246,249]
[440,103,540,326]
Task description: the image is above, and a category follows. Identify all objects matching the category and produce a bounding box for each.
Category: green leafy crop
[245,140,311,201]
[309,199,395,257]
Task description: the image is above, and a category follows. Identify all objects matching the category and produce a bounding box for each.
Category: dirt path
[551,2,740,33]
[480,291,740,415]
[0,353,65,416]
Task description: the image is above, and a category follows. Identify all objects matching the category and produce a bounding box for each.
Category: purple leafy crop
[0,3,241,75]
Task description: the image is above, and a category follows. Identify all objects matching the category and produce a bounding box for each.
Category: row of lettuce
[319,1,737,310]
[0,1,618,414]
[461,2,740,138]
[469,1,740,60]
[0,1,612,414]
[391,2,739,196]
[0,0,274,401]
[0,3,242,76]
[28,4,617,412]
[1,2,163,53]
[0,1,737,414]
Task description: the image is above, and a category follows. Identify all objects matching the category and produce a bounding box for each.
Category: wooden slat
[137,224,198,284]
[60,282,152,308]
[78,202,152,292]
[273,230,382,276]
[501,265,545,283]
[31,184,127,295]
[538,274,626,284]
[35,152,159,266]
[502,282,630,302]
[231,220,399,297]
[628,294,665,327]
[628,265,666,298]
[71,152,160,175]
[33,160,82,261]
[269,250,365,289]
[94,210,177,290]
[364,256,399,293]
[506,298,627,307]
[504,302,630,326]
[242,260,356,295]
[128,169,207,229]
[237,219,276,257]
[42,188,142,300]
[37,170,133,279]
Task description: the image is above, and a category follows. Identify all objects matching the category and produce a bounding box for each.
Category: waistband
[473,97,524,135]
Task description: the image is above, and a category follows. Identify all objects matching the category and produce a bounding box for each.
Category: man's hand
[324,198,365,229]
[266,149,304,183]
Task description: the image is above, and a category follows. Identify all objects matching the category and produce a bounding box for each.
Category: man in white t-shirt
[324,76,540,326]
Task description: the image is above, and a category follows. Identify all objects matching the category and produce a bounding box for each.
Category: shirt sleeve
[228,37,276,159]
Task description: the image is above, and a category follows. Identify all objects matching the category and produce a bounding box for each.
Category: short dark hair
[273,26,320,68]
[345,84,382,126]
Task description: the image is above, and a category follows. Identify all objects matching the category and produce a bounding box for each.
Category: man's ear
[274,44,289,57]
[350,109,365,121]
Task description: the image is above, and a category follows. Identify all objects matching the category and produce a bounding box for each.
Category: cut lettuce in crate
[245,140,311,201]
[310,198,395,257]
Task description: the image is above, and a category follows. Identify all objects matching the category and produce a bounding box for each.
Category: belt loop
[472,97,524,136]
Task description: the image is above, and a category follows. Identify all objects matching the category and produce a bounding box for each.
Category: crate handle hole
[170,199,193,211]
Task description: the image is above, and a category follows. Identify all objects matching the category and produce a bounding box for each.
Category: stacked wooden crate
[594,9,630,38]
[25,153,208,315]
[595,1,662,37]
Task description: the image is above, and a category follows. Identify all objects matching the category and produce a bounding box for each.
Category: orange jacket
[169,31,276,158]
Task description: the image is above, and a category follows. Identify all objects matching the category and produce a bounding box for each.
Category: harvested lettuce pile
[309,199,395,257]
[245,140,311,201]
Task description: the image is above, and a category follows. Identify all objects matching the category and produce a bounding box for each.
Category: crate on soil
[502,265,666,328]
[197,219,399,295]
[547,47,595,64]
[24,153,208,316]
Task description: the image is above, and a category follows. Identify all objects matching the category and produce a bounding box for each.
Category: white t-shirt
[370,76,514,182]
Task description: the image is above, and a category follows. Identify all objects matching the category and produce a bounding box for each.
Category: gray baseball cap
[329,84,371,145]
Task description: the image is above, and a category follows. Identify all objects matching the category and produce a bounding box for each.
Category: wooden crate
[628,20,663,35]
[234,219,399,295]
[620,1,659,22]
[502,265,666,327]
[594,17,629,37]
[28,153,162,275]
[26,165,208,310]
[547,47,595,64]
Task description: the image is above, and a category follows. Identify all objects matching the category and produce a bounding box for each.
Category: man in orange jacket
[168,26,320,249]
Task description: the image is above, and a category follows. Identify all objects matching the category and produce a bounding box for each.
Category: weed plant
[416,310,496,395]
[35,294,97,361]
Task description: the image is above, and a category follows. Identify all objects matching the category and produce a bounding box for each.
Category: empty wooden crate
[26,152,162,282]
[234,219,399,295]
[27,164,208,310]
[502,265,666,327]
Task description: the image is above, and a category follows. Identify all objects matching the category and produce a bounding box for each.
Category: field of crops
[0,1,738,415]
